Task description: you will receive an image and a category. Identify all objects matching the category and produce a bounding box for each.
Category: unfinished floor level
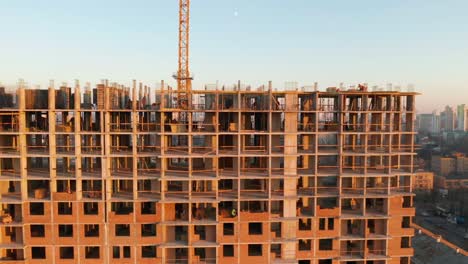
[0,81,417,264]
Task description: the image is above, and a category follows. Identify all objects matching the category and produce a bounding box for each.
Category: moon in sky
[234,8,238,17]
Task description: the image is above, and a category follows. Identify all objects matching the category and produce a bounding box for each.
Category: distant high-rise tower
[440,105,455,132]
[457,104,468,131]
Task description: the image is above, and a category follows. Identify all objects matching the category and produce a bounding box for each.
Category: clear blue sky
[1,0,467,112]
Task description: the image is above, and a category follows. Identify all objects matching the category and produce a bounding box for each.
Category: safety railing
[164,123,189,133]
[342,123,366,132]
[136,122,161,132]
[192,146,215,155]
[109,122,132,132]
[137,190,161,200]
[82,190,102,199]
[26,145,49,154]
[164,146,189,155]
[110,146,132,154]
[0,121,19,132]
[165,169,189,178]
[137,168,161,178]
[240,168,269,177]
[136,145,161,153]
[241,145,268,153]
[297,122,316,132]
[81,145,102,154]
[191,123,217,132]
[0,191,22,201]
[0,169,21,178]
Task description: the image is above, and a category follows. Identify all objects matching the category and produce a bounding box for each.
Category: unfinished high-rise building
[0,81,417,264]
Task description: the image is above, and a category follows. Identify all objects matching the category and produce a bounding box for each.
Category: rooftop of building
[412,232,468,264]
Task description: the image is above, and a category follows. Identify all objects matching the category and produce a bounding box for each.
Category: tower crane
[174,0,192,109]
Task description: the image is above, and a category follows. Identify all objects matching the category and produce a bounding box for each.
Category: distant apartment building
[413,171,434,191]
[435,174,468,190]
[456,104,468,131]
[416,112,440,134]
[431,155,456,176]
[440,105,455,132]
[432,153,468,177]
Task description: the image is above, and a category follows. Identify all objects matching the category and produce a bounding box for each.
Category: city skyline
[1,0,467,112]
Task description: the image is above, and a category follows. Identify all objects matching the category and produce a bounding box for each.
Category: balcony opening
[59,247,74,259]
[297,197,314,216]
[223,223,234,236]
[26,111,48,131]
[271,222,281,239]
[29,202,44,215]
[141,202,156,214]
[271,244,281,259]
[317,176,338,194]
[192,203,216,221]
[56,157,76,177]
[84,224,99,237]
[58,224,73,237]
[142,245,157,258]
[271,202,284,219]
[299,261,311,264]
[299,218,312,230]
[84,202,98,215]
[115,224,130,236]
[112,179,133,199]
[248,244,262,257]
[317,155,339,174]
[28,180,50,199]
[0,158,21,178]
[241,112,268,132]
[194,226,206,241]
[219,201,237,219]
[82,180,102,199]
[402,196,412,208]
[402,216,410,228]
[319,239,333,251]
[175,226,188,242]
[366,198,385,214]
[401,237,411,248]
[299,239,312,251]
[26,134,49,154]
[30,225,45,237]
[27,157,49,175]
[31,247,46,259]
[81,157,102,176]
[219,112,238,132]
[223,245,234,257]
[141,224,157,237]
[85,246,100,259]
[111,202,133,215]
[56,180,76,194]
[166,135,188,154]
[58,202,72,215]
[248,222,262,235]
[240,201,268,214]
[400,257,410,264]
[317,197,338,209]
[219,179,234,191]
[318,259,332,264]
[343,219,363,237]
[219,135,237,154]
